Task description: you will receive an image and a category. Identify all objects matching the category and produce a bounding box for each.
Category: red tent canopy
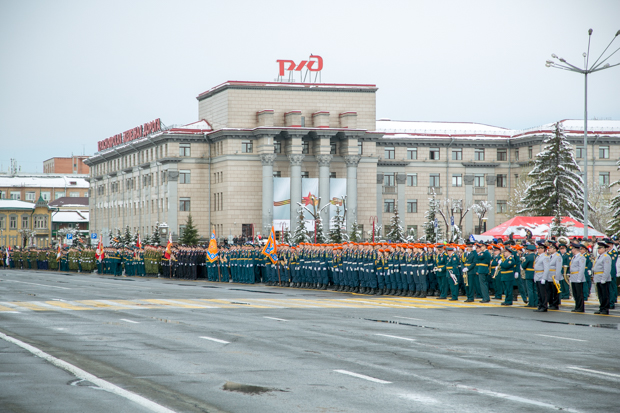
[482,216,605,240]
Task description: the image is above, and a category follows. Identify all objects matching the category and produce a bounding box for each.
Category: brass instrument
[552,277,562,293]
[464,271,469,287]
[520,255,526,279]
[558,236,570,247]
[492,258,503,279]
[449,270,458,285]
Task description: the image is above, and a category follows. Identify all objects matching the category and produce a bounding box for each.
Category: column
[260,154,277,234]
[464,174,474,235]
[288,154,305,234]
[486,174,496,231]
[316,154,332,229]
[396,173,406,218]
[167,169,179,241]
[344,155,361,232]
[376,173,384,231]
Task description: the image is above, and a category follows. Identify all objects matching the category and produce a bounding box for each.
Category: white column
[288,154,305,234]
[316,154,332,229]
[464,174,474,235]
[260,154,277,234]
[344,155,361,232]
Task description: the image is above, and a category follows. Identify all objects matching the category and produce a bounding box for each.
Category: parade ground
[1,270,619,413]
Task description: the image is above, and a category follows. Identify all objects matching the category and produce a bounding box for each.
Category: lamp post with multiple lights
[546,28,620,238]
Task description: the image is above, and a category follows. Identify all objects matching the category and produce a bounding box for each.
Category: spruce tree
[550,213,568,237]
[314,217,327,243]
[520,122,590,220]
[424,191,442,242]
[329,207,345,243]
[179,214,200,245]
[349,221,362,242]
[386,205,406,242]
[292,208,311,244]
[151,223,161,246]
[123,225,132,247]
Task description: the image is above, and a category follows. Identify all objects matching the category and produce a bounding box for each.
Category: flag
[136,233,142,249]
[57,243,62,261]
[5,246,10,267]
[206,231,218,263]
[164,233,172,259]
[262,226,278,264]
[95,240,104,262]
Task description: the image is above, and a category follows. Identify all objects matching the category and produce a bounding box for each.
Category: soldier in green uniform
[434,245,448,299]
[558,242,572,300]
[445,247,461,301]
[474,242,492,303]
[499,247,518,305]
[522,244,538,307]
[490,245,502,300]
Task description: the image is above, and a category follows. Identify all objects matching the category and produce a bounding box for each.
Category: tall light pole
[546,28,620,239]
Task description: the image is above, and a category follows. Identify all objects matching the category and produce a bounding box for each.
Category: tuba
[558,236,570,247]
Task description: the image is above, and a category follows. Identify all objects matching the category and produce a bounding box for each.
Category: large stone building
[84,80,620,244]
[43,156,90,174]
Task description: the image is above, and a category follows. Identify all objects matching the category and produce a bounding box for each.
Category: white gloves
[463,268,468,273]
[541,280,545,284]
[601,280,606,284]
[514,272,519,279]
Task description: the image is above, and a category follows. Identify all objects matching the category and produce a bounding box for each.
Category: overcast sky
[1,0,619,172]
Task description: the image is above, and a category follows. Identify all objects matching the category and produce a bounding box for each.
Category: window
[576,146,585,158]
[496,174,507,187]
[301,171,309,179]
[330,172,336,178]
[302,141,309,154]
[40,191,50,201]
[515,174,519,182]
[384,173,395,186]
[10,216,17,229]
[474,174,485,187]
[407,225,418,239]
[599,146,610,159]
[384,199,395,213]
[475,148,485,161]
[497,149,507,161]
[429,173,440,187]
[179,170,191,184]
[70,192,79,197]
[330,143,337,155]
[514,148,519,161]
[22,216,29,229]
[384,147,395,159]
[528,146,533,159]
[274,141,282,154]
[301,116,305,127]
[180,143,191,157]
[25,192,36,201]
[407,199,418,213]
[497,200,508,214]
[452,174,462,187]
[0,216,4,229]
[452,148,462,160]
[10,192,20,200]
[273,171,281,178]
[358,141,363,155]
[406,173,417,187]
[429,148,440,160]
[407,147,417,160]
[242,141,253,153]
[179,198,191,211]
[35,216,47,229]
[600,172,610,186]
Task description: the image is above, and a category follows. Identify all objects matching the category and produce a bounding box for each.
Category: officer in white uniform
[569,243,586,313]
[533,243,551,312]
[592,242,611,315]
[547,242,564,310]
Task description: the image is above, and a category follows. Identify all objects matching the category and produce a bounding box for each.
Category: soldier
[547,242,563,310]
[558,242,572,300]
[499,247,519,306]
[606,240,618,310]
[533,243,551,312]
[592,241,611,315]
[462,242,476,302]
[569,243,587,312]
[445,247,460,301]
[474,242,492,303]
[521,244,538,308]
[490,245,502,300]
[434,244,448,299]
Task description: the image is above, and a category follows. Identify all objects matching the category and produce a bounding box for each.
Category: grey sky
[1,0,618,172]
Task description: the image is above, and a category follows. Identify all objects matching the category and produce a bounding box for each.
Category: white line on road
[120,319,140,324]
[0,331,177,413]
[334,369,392,384]
[4,280,71,290]
[263,316,288,322]
[200,336,230,344]
[375,333,416,342]
[568,366,620,379]
[394,316,425,321]
[536,334,587,342]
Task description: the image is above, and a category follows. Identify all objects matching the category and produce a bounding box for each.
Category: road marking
[120,319,140,324]
[536,334,587,342]
[5,280,71,290]
[11,301,53,311]
[264,316,288,322]
[375,333,417,342]
[44,301,94,311]
[0,331,177,413]
[200,336,230,344]
[568,366,620,379]
[334,369,391,384]
[394,316,425,321]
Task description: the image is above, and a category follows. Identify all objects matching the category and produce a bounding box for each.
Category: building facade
[48,197,89,241]
[43,156,90,174]
[0,174,89,203]
[0,197,52,248]
[85,80,620,244]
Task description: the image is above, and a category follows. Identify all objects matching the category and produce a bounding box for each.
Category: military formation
[1,236,618,315]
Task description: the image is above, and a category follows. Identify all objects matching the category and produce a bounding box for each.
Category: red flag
[137,233,142,249]
[164,233,172,259]
[95,239,104,262]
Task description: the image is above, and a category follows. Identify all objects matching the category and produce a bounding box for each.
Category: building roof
[0,200,36,210]
[0,174,89,189]
[48,197,89,207]
[51,210,89,223]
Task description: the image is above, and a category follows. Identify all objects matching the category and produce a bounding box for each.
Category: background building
[85,80,620,245]
[0,197,51,248]
[43,156,90,174]
[48,197,89,242]
[0,174,89,202]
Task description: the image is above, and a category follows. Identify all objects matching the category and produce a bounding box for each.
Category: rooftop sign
[97,118,161,151]
[277,55,323,82]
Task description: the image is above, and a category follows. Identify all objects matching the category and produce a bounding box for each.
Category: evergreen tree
[179,214,200,245]
[314,217,327,243]
[131,229,139,247]
[550,213,568,237]
[282,230,291,244]
[292,208,311,244]
[329,207,346,243]
[142,233,152,246]
[151,223,161,246]
[520,122,590,220]
[349,221,362,242]
[423,191,442,242]
[122,226,132,248]
[386,205,406,242]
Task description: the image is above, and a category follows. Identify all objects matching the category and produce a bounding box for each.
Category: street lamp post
[546,28,620,239]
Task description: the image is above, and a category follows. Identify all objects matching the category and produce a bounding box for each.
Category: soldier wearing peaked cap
[533,243,551,312]
[569,243,586,312]
[592,242,612,315]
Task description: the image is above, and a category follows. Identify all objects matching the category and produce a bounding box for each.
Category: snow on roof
[0,175,89,189]
[48,197,89,207]
[51,210,89,223]
[197,80,378,99]
[0,200,36,210]
[377,120,511,135]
